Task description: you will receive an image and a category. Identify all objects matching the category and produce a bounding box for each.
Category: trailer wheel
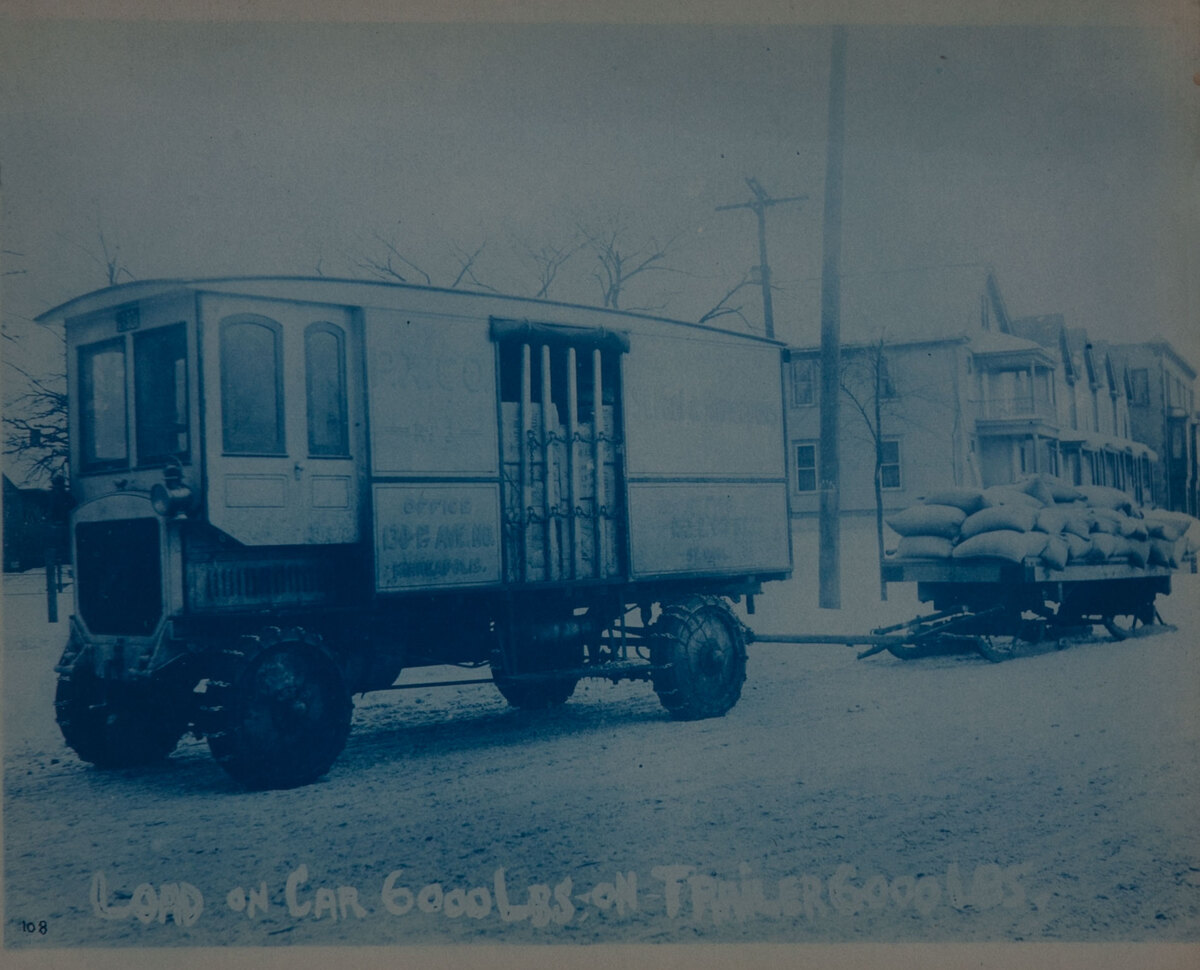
[651,596,746,720]
[201,628,353,790]
[55,655,186,768]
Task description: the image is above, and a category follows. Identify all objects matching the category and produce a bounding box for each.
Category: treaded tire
[651,595,747,720]
[200,628,353,790]
[55,650,186,768]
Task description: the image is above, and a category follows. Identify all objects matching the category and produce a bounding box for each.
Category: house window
[134,323,189,464]
[305,323,349,457]
[221,316,285,455]
[79,338,128,472]
[880,438,902,489]
[1130,368,1149,405]
[791,359,815,406]
[795,442,818,492]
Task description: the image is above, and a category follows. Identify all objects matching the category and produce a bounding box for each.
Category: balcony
[973,395,1059,436]
[975,395,1056,421]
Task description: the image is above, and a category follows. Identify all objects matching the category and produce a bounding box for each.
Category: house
[1106,341,1198,514]
[1007,317,1155,505]
[2,474,69,572]
[784,266,1165,521]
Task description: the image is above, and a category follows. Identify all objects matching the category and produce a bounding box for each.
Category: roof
[1009,314,1066,350]
[789,264,1010,347]
[1059,429,1157,461]
[969,330,1046,356]
[1108,340,1198,382]
[968,329,1057,370]
[35,275,785,347]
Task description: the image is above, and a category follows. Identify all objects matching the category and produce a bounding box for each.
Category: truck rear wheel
[201,628,353,790]
[55,657,186,768]
[651,596,746,720]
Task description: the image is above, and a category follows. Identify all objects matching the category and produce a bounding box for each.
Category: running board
[368,660,664,694]
[501,660,663,684]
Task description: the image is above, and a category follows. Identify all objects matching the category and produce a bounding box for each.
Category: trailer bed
[881,557,1172,586]
[752,557,1176,663]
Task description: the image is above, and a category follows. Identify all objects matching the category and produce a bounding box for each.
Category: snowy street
[4,551,1199,949]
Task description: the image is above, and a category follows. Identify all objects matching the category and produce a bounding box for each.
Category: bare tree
[4,357,69,483]
[839,338,895,600]
[577,217,677,311]
[350,224,500,293]
[350,226,433,285]
[697,272,756,329]
[4,230,134,485]
[516,232,583,300]
[447,241,497,292]
[55,228,134,286]
[96,230,134,286]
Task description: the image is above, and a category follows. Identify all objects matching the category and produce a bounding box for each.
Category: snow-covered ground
[4,527,1199,951]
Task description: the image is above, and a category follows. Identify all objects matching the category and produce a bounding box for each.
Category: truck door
[492,319,627,583]
[201,296,360,546]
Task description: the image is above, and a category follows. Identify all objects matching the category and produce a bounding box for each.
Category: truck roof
[37,275,785,346]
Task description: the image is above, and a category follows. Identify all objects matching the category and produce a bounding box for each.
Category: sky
[1,13,1196,392]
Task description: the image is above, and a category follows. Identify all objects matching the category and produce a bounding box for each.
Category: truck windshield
[79,338,128,472]
[134,323,189,463]
[78,322,191,473]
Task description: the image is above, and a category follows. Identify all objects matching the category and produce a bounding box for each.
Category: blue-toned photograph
[2,4,1197,962]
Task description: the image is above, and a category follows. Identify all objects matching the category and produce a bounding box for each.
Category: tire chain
[650,594,747,719]
[196,625,333,771]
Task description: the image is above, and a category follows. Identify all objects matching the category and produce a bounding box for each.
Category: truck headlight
[151,462,196,518]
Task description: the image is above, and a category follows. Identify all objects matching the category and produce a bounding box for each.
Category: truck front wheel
[651,596,747,720]
[55,657,186,768]
[201,628,353,790]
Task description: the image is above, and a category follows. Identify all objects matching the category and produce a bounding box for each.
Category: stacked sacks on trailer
[885,475,1195,572]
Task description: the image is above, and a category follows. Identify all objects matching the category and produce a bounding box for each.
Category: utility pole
[819,25,847,610]
[716,178,806,340]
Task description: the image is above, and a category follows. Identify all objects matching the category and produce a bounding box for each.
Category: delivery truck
[39,277,792,789]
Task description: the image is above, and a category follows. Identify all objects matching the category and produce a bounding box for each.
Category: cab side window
[220,315,285,455]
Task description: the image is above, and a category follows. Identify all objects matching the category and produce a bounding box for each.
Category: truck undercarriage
[55,575,775,789]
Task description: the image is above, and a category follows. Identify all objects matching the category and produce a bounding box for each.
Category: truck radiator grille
[75,518,163,636]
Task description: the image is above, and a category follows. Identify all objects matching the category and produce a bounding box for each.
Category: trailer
[752,557,1174,662]
[39,277,791,789]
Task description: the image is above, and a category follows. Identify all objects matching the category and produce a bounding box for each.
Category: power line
[715,177,806,340]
